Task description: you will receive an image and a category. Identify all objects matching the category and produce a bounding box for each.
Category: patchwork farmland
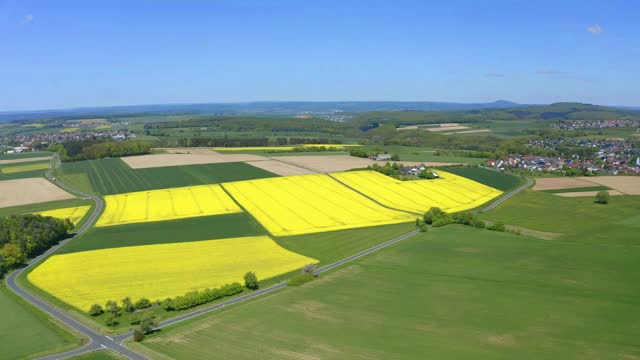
[6,149,636,360]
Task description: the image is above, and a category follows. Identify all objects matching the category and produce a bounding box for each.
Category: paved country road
[5,156,533,359]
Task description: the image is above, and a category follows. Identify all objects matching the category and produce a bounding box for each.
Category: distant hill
[0,100,525,123]
[355,102,640,125]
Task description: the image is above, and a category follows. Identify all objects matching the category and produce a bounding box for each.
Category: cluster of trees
[50,140,151,162]
[0,215,73,277]
[416,208,506,232]
[89,272,261,327]
[163,283,244,311]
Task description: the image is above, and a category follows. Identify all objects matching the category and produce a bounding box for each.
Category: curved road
[5,156,533,359]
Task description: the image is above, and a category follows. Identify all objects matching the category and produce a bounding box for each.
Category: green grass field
[442,166,524,191]
[275,222,416,265]
[56,158,278,195]
[0,198,93,219]
[359,145,488,164]
[0,284,82,360]
[137,225,640,359]
[0,151,52,160]
[479,190,640,245]
[58,213,267,254]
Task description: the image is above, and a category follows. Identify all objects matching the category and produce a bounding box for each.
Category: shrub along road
[5,154,533,360]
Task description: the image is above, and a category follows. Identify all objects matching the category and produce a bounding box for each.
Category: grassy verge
[0,281,86,360]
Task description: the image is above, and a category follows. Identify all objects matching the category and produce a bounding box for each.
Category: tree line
[0,215,73,277]
[49,140,151,162]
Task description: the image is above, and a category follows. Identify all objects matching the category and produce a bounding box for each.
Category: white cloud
[587,24,603,35]
[22,14,34,24]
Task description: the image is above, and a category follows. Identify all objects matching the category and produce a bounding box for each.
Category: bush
[487,221,506,232]
[288,273,315,287]
[105,315,118,327]
[470,218,486,228]
[423,207,451,226]
[349,149,369,158]
[244,271,259,290]
[135,298,152,309]
[452,212,475,225]
[88,304,104,316]
[302,263,318,275]
[595,190,610,204]
[418,169,436,179]
[133,329,145,342]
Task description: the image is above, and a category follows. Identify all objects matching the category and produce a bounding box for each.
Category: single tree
[244,271,259,290]
[595,190,610,204]
[105,300,121,317]
[139,316,157,334]
[122,297,135,312]
[88,304,104,316]
[133,328,145,342]
[0,243,25,268]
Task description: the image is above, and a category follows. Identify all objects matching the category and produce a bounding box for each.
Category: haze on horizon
[1,0,638,111]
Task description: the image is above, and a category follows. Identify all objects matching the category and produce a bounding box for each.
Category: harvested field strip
[122,153,268,169]
[213,144,359,151]
[0,178,74,208]
[532,177,595,191]
[575,176,640,195]
[0,161,49,174]
[96,184,242,227]
[0,156,51,165]
[28,236,317,312]
[222,174,415,236]
[331,170,502,214]
[244,160,315,176]
[540,186,610,193]
[554,190,625,197]
[33,205,91,226]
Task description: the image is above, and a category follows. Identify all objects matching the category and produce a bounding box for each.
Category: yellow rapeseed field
[212,144,360,151]
[0,161,49,174]
[33,205,91,226]
[222,174,415,236]
[331,170,502,214]
[28,236,317,311]
[96,184,242,227]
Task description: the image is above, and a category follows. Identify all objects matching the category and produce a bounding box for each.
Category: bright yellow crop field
[28,236,317,311]
[212,144,359,151]
[96,184,242,227]
[0,161,49,174]
[34,205,91,226]
[331,170,502,214]
[222,174,415,236]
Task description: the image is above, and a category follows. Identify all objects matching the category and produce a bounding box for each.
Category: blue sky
[0,0,638,111]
